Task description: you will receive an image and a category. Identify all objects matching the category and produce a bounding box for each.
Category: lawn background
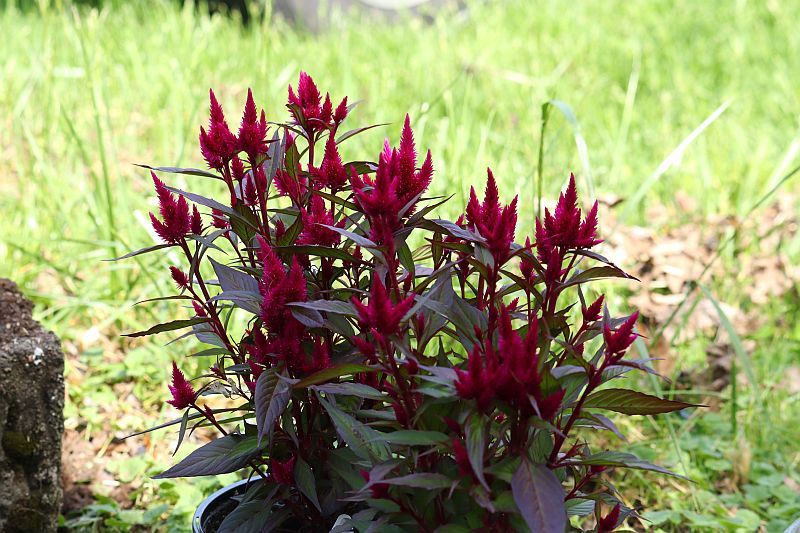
[0,0,798,530]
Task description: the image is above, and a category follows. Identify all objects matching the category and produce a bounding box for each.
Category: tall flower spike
[298,195,343,247]
[237,88,269,162]
[536,173,602,261]
[465,168,517,265]
[199,89,238,170]
[191,205,202,235]
[351,276,415,337]
[603,312,639,359]
[169,266,189,290]
[312,135,348,190]
[167,361,196,409]
[149,173,191,244]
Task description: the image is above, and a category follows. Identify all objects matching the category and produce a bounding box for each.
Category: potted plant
[120,72,696,532]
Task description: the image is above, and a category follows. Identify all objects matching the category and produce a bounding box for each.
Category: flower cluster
[124,73,694,533]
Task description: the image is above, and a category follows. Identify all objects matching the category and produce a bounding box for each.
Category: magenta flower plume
[149,173,191,244]
[167,361,196,409]
[535,173,601,262]
[465,168,518,265]
[350,116,434,242]
[190,205,202,235]
[258,237,307,333]
[199,89,238,170]
[351,276,415,338]
[582,294,605,324]
[312,135,348,190]
[274,168,307,205]
[237,88,269,162]
[298,195,343,247]
[288,71,345,134]
[603,312,639,359]
[169,266,189,290]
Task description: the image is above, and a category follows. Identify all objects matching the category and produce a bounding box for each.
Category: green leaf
[371,430,449,446]
[565,451,688,479]
[122,317,208,338]
[311,382,385,400]
[107,243,171,261]
[172,410,190,457]
[288,299,358,316]
[255,368,291,446]
[218,503,290,533]
[294,363,375,389]
[152,434,262,478]
[317,395,390,462]
[294,458,322,512]
[583,388,697,415]
[135,164,220,180]
[511,461,566,533]
[465,414,490,491]
[561,265,636,289]
[379,473,454,489]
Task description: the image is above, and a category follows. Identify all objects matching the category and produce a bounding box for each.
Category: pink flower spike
[169,266,189,290]
[191,205,202,235]
[351,275,415,337]
[167,361,196,410]
[603,312,639,359]
[582,294,605,324]
[333,96,348,124]
[149,173,191,244]
[238,88,269,161]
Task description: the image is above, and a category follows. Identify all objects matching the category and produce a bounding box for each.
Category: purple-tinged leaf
[336,123,390,144]
[290,306,324,328]
[255,368,290,446]
[152,434,263,478]
[583,388,697,415]
[317,395,390,462]
[320,224,378,248]
[122,317,209,338]
[511,461,566,533]
[210,257,259,294]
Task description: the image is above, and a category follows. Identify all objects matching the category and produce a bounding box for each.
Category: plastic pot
[192,479,251,533]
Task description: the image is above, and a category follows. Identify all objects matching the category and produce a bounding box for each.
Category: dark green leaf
[565,451,687,479]
[135,164,220,180]
[379,473,453,489]
[218,503,290,533]
[583,388,697,415]
[122,317,208,338]
[318,396,390,462]
[465,415,490,491]
[210,257,259,293]
[294,458,322,512]
[371,430,449,446]
[561,266,637,289]
[152,434,263,478]
[172,410,190,456]
[288,299,357,317]
[294,363,375,389]
[311,382,385,400]
[107,243,171,261]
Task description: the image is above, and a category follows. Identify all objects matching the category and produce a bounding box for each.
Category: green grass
[1,0,799,530]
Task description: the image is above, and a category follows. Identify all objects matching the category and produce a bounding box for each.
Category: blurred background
[0,0,798,530]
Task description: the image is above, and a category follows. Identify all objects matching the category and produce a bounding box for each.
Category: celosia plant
[122,73,695,532]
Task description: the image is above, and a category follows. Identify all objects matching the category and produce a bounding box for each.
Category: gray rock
[0,279,64,533]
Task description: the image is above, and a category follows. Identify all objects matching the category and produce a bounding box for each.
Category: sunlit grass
[1,0,799,530]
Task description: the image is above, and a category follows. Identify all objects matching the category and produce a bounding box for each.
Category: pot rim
[192,478,251,533]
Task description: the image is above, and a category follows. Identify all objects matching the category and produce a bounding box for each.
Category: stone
[0,279,64,533]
